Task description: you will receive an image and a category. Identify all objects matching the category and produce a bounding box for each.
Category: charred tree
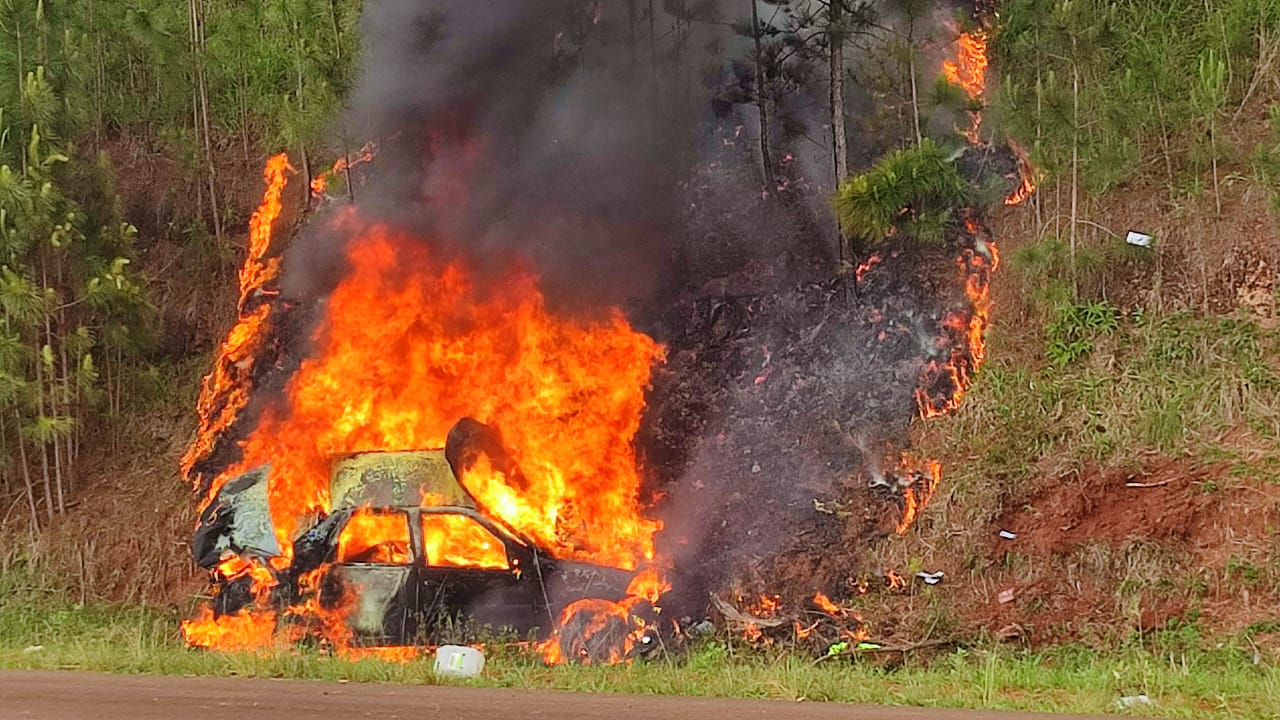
[750,0,776,192]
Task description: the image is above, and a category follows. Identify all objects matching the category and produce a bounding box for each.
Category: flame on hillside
[894,19,1031,535]
[182,154,290,483]
[943,31,989,143]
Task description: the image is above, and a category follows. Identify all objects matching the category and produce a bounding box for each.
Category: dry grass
[0,358,207,608]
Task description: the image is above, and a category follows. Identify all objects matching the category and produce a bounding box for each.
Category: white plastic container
[434,645,485,677]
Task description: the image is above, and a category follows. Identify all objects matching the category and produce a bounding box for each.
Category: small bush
[833,139,969,247]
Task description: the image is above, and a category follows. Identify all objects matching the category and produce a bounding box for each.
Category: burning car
[193,418,634,647]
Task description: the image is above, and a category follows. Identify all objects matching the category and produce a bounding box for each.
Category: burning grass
[1,593,1278,718]
[851,231,1280,654]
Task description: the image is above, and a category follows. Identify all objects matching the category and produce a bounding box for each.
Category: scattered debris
[1125,479,1172,489]
[997,589,1016,604]
[688,619,716,636]
[1124,230,1154,248]
[916,571,945,585]
[434,645,485,677]
[1116,694,1154,710]
[21,646,43,654]
[711,595,786,630]
[998,529,1017,540]
[814,638,959,664]
[995,624,1024,642]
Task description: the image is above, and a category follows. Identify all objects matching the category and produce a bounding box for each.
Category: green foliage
[0,0,361,239]
[833,139,968,246]
[1253,103,1280,216]
[922,310,1280,488]
[1046,300,1118,366]
[992,0,1280,195]
[0,59,152,525]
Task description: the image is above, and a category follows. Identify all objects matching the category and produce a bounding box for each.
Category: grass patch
[0,597,1277,718]
[921,309,1280,503]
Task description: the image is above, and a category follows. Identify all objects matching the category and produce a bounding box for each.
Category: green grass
[920,308,1280,501]
[0,598,1277,718]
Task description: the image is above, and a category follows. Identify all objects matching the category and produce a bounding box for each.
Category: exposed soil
[879,457,1280,650]
[993,461,1218,558]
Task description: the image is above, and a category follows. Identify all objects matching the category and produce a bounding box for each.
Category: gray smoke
[265,0,991,616]
[285,0,728,311]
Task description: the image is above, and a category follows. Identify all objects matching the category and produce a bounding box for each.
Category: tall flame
[182,154,291,484]
[942,31,989,144]
[222,216,664,568]
[896,20,1027,534]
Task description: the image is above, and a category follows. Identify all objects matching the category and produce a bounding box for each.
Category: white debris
[434,645,485,678]
[1125,230,1153,248]
[1116,694,1154,710]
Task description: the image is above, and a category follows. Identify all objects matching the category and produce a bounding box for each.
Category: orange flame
[187,152,668,655]
[943,32,989,100]
[750,593,782,616]
[537,595,654,665]
[422,514,510,569]
[813,592,842,615]
[181,606,277,652]
[183,154,291,486]
[914,221,998,420]
[221,215,664,568]
[1004,139,1037,206]
[894,455,941,535]
[855,254,883,283]
[626,565,672,605]
[885,569,907,590]
[943,31,989,143]
[311,143,378,199]
[335,510,413,564]
[338,646,422,662]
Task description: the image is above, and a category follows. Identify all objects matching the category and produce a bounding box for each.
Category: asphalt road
[0,670,1127,720]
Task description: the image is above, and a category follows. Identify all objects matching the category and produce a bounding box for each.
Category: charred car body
[193,418,633,646]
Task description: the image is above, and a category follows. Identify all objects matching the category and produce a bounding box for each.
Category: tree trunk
[15,17,26,173]
[34,335,53,524]
[329,0,343,60]
[13,411,39,534]
[1035,26,1044,227]
[750,0,775,192]
[829,1,848,183]
[1069,50,1080,298]
[829,0,851,269]
[908,52,922,146]
[295,25,312,190]
[196,0,223,244]
[90,0,104,148]
[41,262,64,516]
[907,14,922,146]
[57,257,74,497]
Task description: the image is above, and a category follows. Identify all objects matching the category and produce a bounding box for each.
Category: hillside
[0,0,1278,682]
